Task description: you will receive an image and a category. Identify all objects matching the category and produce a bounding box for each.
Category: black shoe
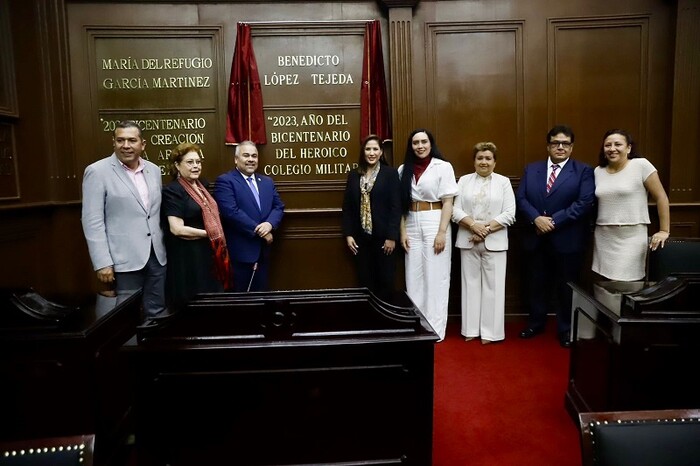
[148,309,177,323]
[559,332,571,348]
[519,327,543,339]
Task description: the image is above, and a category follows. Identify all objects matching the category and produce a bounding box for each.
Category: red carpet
[433,320,581,466]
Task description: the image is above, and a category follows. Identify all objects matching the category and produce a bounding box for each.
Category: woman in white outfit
[592,129,670,281]
[399,129,458,341]
[452,142,516,344]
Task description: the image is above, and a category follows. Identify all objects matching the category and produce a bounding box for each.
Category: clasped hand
[255,222,274,244]
[255,221,273,237]
[534,216,555,234]
[469,222,490,239]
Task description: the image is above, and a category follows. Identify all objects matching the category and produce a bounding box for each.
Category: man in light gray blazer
[81,120,167,319]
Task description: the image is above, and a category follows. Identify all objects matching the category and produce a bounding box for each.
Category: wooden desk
[566,278,700,421]
[125,288,438,466]
[0,290,141,466]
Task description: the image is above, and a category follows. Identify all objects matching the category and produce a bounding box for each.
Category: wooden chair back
[0,434,94,465]
[646,237,700,282]
[579,409,700,466]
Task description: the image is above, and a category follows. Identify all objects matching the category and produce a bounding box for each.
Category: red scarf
[177,177,232,290]
[414,156,432,182]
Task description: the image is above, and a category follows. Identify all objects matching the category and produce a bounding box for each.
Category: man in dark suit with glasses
[516,125,595,347]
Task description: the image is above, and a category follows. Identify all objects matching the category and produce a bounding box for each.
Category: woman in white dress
[592,129,670,281]
[399,129,458,341]
[452,142,516,344]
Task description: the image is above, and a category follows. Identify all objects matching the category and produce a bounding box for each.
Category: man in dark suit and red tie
[516,125,595,347]
[214,141,285,292]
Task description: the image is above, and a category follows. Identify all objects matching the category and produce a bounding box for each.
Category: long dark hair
[399,129,446,213]
[357,134,387,174]
[597,129,641,167]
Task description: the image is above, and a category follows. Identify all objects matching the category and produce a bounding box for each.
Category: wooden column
[669,0,700,203]
[37,0,78,201]
[380,0,418,158]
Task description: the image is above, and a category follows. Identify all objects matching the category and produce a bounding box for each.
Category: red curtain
[360,20,392,142]
[226,23,266,145]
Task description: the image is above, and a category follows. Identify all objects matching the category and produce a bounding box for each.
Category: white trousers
[405,210,452,340]
[460,243,507,341]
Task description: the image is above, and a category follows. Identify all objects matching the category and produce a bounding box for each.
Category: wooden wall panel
[73,26,224,180]
[425,21,524,177]
[249,22,365,210]
[0,206,96,295]
[0,123,19,200]
[5,0,52,204]
[0,212,45,290]
[0,0,18,118]
[269,209,356,290]
[0,0,694,316]
[65,2,386,294]
[548,16,649,168]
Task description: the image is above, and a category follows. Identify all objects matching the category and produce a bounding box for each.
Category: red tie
[547,164,559,193]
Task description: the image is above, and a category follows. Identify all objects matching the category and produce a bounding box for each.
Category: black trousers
[524,241,584,335]
[354,232,397,295]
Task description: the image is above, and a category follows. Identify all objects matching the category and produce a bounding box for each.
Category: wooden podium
[566,276,700,421]
[124,288,438,466]
[0,289,141,466]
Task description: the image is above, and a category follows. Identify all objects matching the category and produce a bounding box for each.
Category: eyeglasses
[549,141,572,149]
[182,159,202,167]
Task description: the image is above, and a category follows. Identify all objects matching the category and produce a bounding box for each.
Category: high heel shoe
[464,336,476,342]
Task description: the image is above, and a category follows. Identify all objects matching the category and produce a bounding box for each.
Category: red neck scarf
[177,177,232,290]
[414,156,432,183]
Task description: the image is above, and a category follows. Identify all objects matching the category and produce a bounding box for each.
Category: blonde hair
[473,142,498,159]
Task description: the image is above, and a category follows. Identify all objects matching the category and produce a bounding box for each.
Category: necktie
[247,176,261,208]
[546,164,559,193]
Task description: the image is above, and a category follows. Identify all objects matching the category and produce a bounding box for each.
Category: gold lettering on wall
[99,113,216,178]
[87,29,222,181]
[262,108,358,178]
[101,76,211,90]
[99,56,214,90]
[253,30,365,181]
[101,57,215,70]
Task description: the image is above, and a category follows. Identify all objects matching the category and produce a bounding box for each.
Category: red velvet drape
[225,23,266,145]
[360,20,392,142]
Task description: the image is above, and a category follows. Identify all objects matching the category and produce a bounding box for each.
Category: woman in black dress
[162,142,231,311]
[341,134,401,295]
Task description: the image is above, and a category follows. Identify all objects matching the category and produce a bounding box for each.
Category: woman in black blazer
[342,134,401,294]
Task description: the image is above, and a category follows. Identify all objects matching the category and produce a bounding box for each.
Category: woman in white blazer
[452,142,516,343]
